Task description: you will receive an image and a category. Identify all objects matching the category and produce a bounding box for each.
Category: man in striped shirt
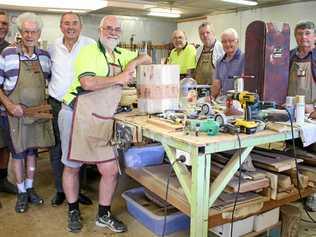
[0,12,53,213]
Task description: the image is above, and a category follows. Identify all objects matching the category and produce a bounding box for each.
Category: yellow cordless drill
[229,91,259,134]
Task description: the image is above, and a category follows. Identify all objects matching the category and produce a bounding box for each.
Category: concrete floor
[0,153,316,237]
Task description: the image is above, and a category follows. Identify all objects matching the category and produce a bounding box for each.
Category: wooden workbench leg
[190,147,210,237]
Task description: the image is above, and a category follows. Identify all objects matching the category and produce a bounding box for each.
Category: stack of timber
[211,154,270,194]
[126,164,267,219]
[217,148,312,200]
[250,148,313,199]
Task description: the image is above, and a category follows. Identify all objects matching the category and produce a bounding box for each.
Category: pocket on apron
[22,117,48,125]
[87,113,114,147]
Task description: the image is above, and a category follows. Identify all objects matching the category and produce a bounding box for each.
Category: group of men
[0,9,315,235]
[0,11,151,233]
[166,21,315,111]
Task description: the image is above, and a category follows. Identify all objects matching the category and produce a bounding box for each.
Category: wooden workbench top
[114,111,298,150]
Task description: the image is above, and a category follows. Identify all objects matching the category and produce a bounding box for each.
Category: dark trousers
[48,96,63,192]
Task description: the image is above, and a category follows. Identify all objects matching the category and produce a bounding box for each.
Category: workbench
[114,111,315,237]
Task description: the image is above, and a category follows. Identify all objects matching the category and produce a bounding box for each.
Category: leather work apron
[288,61,316,104]
[195,47,214,85]
[68,62,123,163]
[7,55,55,153]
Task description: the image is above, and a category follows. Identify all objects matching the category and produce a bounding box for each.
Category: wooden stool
[280,205,301,237]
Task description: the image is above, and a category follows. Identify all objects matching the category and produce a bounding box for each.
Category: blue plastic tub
[123,144,165,168]
[122,187,190,236]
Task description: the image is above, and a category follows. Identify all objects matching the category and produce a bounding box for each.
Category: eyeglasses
[100,26,122,34]
[21,30,39,36]
[295,30,314,37]
[221,39,237,44]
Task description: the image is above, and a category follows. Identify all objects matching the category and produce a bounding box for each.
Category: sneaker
[96,211,127,233]
[51,192,65,207]
[15,192,28,213]
[0,178,18,194]
[68,209,82,233]
[27,188,44,205]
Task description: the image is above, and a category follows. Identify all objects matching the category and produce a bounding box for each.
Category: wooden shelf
[125,166,314,228]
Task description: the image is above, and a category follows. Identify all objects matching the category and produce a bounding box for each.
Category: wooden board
[211,161,270,193]
[256,168,278,200]
[146,117,184,131]
[299,165,316,183]
[244,21,290,105]
[251,150,303,172]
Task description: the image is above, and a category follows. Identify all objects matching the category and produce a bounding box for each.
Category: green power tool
[185,118,219,136]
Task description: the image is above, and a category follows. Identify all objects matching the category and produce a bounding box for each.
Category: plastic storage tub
[122,187,190,236]
[123,144,165,168]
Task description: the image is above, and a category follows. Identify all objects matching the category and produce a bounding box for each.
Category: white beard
[100,38,119,51]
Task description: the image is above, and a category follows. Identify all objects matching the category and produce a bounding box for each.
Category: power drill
[229,91,259,134]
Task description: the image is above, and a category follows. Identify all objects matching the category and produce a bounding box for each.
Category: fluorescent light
[47,9,88,13]
[221,0,258,6]
[147,8,181,18]
[0,0,108,11]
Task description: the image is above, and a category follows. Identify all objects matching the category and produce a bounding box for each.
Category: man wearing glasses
[288,21,316,211]
[212,28,244,98]
[0,12,54,213]
[288,21,316,114]
[60,15,151,233]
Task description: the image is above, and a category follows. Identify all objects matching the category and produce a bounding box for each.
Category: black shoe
[67,209,82,233]
[15,192,28,213]
[96,211,127,233]
[51,192,65,206]
[78,193,92,205]
[27,188,44,205]
[0,178,17,194]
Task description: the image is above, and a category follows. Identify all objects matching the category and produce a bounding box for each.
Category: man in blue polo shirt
[212,28,244,98]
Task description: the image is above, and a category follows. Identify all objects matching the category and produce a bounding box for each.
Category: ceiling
[93,0,309,19]
[0,0,312,20]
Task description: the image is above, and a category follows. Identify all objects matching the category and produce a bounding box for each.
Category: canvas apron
[195,47,215,85]
[7,55,55,153]
[68,61,123,163]
[289,60,316,152]
[288,61,316,104]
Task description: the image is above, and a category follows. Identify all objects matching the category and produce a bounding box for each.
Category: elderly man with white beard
[59,15,151,233]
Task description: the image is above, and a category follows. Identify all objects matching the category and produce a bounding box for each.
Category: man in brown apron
[0,11,17,201]
[0,12,54,213]
[288,21,316,211]
[195,22,224,87]
[60,15,151,233]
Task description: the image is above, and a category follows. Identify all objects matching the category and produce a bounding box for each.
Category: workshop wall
[5,10,177,49]
[178,1,316,50]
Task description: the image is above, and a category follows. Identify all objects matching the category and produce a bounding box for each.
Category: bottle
[285,96,295,121]
[295,95,305,125]
[179,77,197,114]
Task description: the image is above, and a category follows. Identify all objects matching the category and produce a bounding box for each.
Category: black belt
[48,96,62,104]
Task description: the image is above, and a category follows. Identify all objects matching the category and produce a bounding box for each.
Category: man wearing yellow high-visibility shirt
[167,29,196,78]
[59,15,151,233]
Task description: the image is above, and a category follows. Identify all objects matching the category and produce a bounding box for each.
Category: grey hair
[294,21,315,34]
[221,28,239,40]
[198,22,215,33]
[99,15,120,28]
[16,12,43,32]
